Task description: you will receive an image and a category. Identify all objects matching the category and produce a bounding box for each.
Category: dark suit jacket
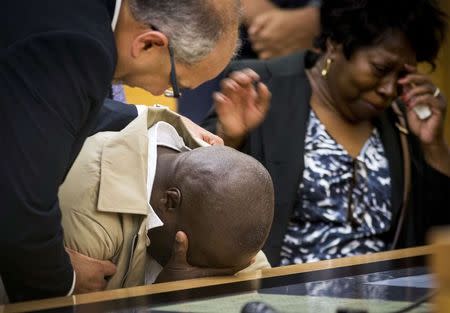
[203,51,450,265]
[0,0,119,301]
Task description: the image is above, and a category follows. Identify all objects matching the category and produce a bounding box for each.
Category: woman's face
[326,31,417,122]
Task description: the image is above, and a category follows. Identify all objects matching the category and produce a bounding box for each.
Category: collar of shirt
[146,121,191,230]
[111,0,123,31]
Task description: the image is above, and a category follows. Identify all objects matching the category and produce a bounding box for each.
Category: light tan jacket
[59,106,270,290]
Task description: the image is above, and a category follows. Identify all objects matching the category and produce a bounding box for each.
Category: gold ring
[433,87,440,98]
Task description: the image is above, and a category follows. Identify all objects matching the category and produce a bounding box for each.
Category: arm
[241,0,277,25]
[0,32,114,301]
[248,6,320,59]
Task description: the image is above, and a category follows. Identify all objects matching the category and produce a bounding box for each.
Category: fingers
[67,248,113,293]
[255,81,271,112]
[213,92,233,117]
[227,69,260,86]
[220,69,267,102]
[398,74,432,87]
[402,84,435,103]
[407,94,433,109]
[88,276,107,292]
[170,231,189,266]
[199,130,224,146]
[99,260,117,277]
[248,13,269,37]
[204,134,224,146]
[180,115,224,146]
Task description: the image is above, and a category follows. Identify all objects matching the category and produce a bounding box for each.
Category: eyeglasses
[147,24,181,98]
[164,43,181,98]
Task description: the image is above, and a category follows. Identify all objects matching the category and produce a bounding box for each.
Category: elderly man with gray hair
[0,0,271,303]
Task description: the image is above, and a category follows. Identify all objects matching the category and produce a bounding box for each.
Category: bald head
[149,146,274,269]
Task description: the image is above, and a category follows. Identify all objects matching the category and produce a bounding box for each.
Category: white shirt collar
[146,121,191,230]
[111,0,123,31]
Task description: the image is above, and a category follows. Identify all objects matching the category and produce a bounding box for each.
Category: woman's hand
[398,64,450,176]
[399,64,447,145]
[155,231,249,283]
[213,69,271,148]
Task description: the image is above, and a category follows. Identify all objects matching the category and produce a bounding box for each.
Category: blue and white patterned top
[280,110,392,265]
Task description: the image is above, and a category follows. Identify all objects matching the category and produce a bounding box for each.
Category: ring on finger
[433,87,440,98]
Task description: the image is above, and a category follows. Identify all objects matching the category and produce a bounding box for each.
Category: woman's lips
[361,99,388,112]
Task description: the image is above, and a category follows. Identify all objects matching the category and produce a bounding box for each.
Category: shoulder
[1,0,115,52]
[59,133,113,213]
[60,133,123,260]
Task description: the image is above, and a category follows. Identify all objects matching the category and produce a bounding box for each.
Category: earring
[321,58,333,78]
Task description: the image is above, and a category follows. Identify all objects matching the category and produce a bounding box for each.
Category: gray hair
[128,0,241,64]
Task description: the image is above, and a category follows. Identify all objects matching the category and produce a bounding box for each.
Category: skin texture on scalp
[148,146,274,269]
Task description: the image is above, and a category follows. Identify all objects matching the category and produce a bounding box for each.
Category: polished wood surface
[0,245,433,313]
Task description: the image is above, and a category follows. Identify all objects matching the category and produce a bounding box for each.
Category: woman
[203,0,450,266]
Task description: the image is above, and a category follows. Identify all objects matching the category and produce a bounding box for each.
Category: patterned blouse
[280,110,392,265]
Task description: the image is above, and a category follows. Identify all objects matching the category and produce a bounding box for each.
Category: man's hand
[181,115,224,146]
[66,247,117,294]
[213,69,271,148]
[248,7,319,59]
[155,231,249,283]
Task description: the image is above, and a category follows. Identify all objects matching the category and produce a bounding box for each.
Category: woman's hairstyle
[314,0,448,67]
[128,0,240,65]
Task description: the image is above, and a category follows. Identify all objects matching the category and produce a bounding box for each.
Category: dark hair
[314,0,448,68]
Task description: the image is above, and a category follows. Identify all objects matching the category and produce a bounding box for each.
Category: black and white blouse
[280,110,392,265]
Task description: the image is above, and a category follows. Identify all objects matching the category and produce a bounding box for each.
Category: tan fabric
[59,106,270,290]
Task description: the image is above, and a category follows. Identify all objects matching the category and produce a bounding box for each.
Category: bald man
[147,145,274,283]
[59,106,274,290]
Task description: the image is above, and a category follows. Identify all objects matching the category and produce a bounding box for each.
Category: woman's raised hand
[213,69,271,148]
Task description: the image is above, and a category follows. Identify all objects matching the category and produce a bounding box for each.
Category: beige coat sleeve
[237,250,271,274]
[59,134,123,262]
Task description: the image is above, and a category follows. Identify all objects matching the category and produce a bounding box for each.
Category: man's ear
[162,187,182,212]
[131,30,169,58]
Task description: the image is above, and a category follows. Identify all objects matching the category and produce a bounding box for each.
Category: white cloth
[111,0,123,31]
[145,121,191,230]
[144,121,191,283]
